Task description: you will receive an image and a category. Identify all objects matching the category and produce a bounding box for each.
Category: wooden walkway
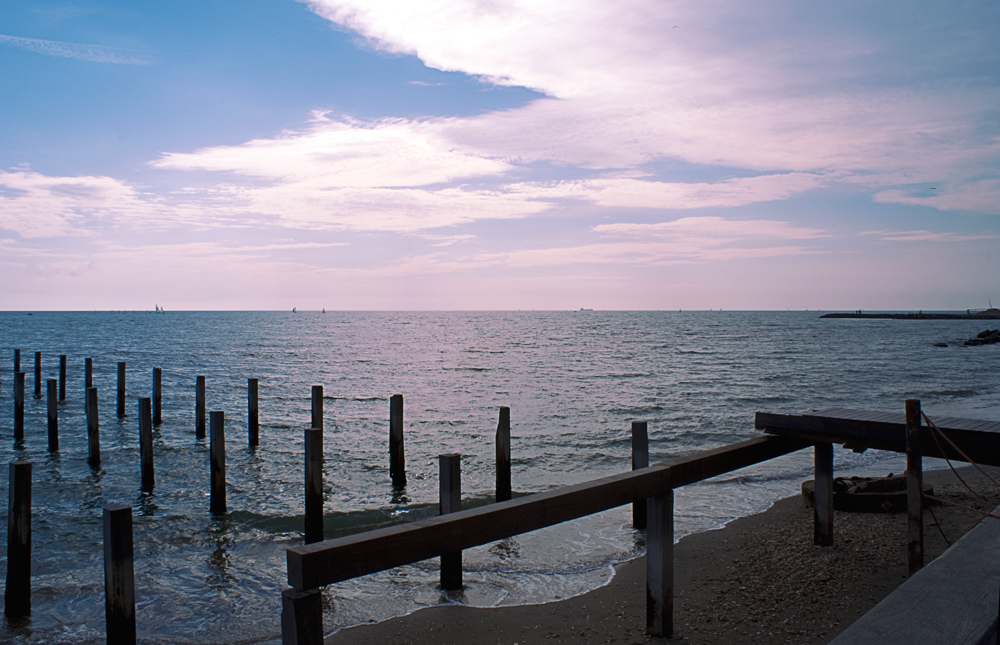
[755,407,1000,466]
[830,503,1000,645]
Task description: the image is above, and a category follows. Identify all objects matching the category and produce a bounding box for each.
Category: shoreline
[328,465,1000,644]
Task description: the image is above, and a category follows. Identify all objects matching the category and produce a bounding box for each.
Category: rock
[963,329,1000,346]
[933,342,948,347]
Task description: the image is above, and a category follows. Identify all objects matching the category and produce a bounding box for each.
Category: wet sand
[328,466,1000,644]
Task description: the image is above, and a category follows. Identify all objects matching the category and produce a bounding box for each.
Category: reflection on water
[0,310,998,642]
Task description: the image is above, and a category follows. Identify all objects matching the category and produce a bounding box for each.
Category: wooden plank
[103,504,136,644]
[906,400,923,575]
[4,461,31,618]
[645,488,673,637]
[304,428,323,544]
[830,504,1000,645]
[389,394,405,488]
[755,411,1000,467]
[814,443,833,546]
[496,406,511,502]
[287,435,807,590]
[632,421,648,530]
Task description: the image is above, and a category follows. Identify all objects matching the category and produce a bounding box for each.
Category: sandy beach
[329,465,1000,644]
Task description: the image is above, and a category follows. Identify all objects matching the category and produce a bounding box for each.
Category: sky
[1,0,998,311]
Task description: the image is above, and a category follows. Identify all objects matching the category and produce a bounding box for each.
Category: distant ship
[322,308,326,313]
[579,308,593,311]
[292,307,297,313]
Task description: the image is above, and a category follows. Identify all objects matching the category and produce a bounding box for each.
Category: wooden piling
[281,587,323,645]
[5,461,31,619]
[210,411,226,514]
[439,453,462,590]
[311,386,323,431]
[631,420,648,529]
[85,357,93,389]
[646,484,674,637]
[304,428,323,544]
[389,394,406,487]
[33,352,41,399]
[103,504,136,644]
[906,399,923,575]
[116,363,126,417]
[248,378,259,447]
[152,367,162,426]
[13,349,19,374]
[59,354,66,400]
[47,379,58,451]
[496,407,511,502]
[87,387,101,466]
[14,372,25,440]
[196,376,206,440]
[138,398,154,493]
[814,442,834,546]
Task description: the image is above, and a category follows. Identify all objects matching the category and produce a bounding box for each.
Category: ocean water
[0,310,997,643]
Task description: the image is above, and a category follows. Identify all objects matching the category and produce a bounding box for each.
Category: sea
[0,310,998,643]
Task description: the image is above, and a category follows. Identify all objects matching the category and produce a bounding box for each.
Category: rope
[924,415,997,506]
[921,412,1000,492]
[921,492,1000,522]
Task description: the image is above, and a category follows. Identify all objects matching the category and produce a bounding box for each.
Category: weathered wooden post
[496,406,511,502]
[439,453,462,590]
[87,387,101,466]
[195,376,206,440]
[33,352,41,399]
[13,349,19,375]
[138,398,154,493]
[281,588,323,645]
[906,399,923,575]
[210,411,226,514]
[814,442,834,546]
[14,372,25,440]
[304,428,323,544]
[85,357,93,389]
[115,362,126,417]
[152,367,162,426]
[646,472,674,637]
[59,354,67,400]
[389,394,406,487]
[631,420,648,529]
[311,386,323,431]
[47,379,58,451]
[5,461,31,619]
[248,378,259,447]
[103,504,136,644]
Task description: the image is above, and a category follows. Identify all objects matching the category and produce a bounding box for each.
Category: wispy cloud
[0,34,152,65]
[862,229,996,243]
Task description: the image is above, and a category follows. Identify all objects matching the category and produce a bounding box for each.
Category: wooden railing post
[814,442,834,546]
[496,407,511,502]
[116,362,126,417]
[311,386,323,431]
[47,379,58,451]
[632,420,648,529]
[906,399,923,574]
[5,461,31,619]
[104,504,136,644]
[281,588,323,645]
[210,411,226,514]
[304,428,323,544]
[439,453,462,590]
[389,394,406,487]
[248,378,259,447]
[87,387,101,466]
[195,376,206,440]
[14,372,25,440]
[152,367,162,426]
[59,354,66,400]
[646,477,674,637]
[138,398,154,493]
[33,351,41,399]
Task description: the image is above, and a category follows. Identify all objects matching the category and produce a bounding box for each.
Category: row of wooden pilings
[5,350,547,642]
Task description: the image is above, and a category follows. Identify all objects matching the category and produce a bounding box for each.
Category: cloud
[862,229,996,243]
[0,170,158,238]
[0,34,152,65]
[873,179,1000,215]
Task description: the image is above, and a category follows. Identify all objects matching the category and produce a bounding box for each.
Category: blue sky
[2,0,998,310]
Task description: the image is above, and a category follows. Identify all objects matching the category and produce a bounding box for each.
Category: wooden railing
[281,434,810,644]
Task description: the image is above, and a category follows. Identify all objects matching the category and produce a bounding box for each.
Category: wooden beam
[287,435,807,590]
[906,399,923,575]
[814,442,833,546]
[645,487,673,636]
[632,421,649,530]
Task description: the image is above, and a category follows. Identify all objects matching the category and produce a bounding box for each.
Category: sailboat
[322,308,326,313]
[292,307,297,313]
[154,304,164,313]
